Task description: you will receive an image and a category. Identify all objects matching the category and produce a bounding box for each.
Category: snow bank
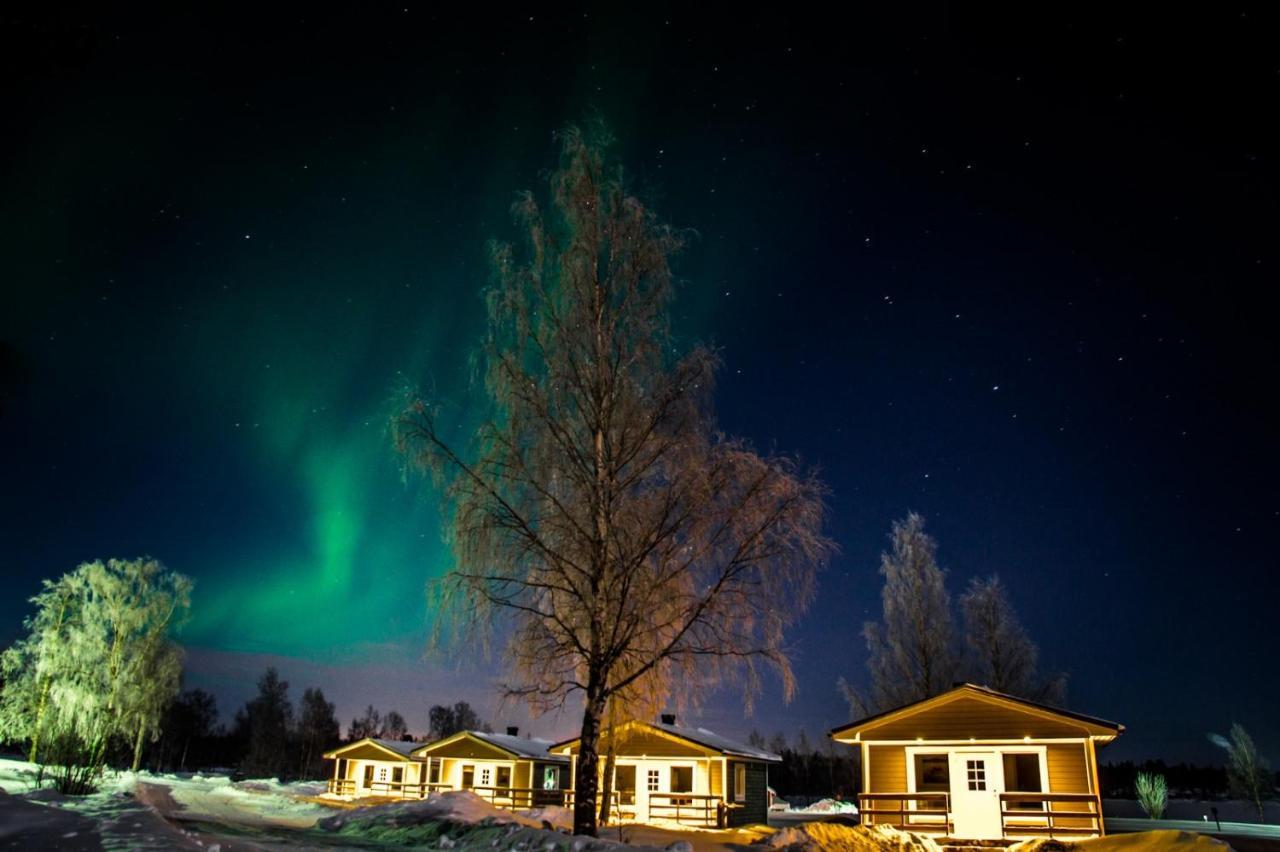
[764,822,943,851]
[794,797,859,814]
[318,790,671,850]
[1009,830,1229,852]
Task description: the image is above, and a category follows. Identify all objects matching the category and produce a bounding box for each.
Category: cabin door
[948,751,1004,839]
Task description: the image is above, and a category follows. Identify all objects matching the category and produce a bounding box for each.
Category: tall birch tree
[394,124,833,836]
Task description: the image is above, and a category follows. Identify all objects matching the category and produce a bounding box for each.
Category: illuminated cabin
[323,738,425,798]
[551,715,780,828]
[830,683,1123,842]
[410,728,572,808]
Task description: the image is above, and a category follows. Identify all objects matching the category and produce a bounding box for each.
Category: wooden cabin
[410,727,571,809]
[551,715,780,828]
[323,737,426,798]
[830,683,1123,842]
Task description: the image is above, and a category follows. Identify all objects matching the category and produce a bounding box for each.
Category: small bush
[1135,771,1168,820]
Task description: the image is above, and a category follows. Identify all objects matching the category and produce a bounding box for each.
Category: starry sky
[2,6,1277,763]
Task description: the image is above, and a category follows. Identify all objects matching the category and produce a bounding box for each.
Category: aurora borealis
[3,7,1277,762]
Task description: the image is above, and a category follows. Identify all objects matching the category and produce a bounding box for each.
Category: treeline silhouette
[140,667,487,781]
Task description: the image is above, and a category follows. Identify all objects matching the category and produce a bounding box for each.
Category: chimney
[660,713,676,726]
[506,726,519,737]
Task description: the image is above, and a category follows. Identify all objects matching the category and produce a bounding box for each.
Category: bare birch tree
[852,512,956,713]
[959,574,1066,704]
[394,123,833,836]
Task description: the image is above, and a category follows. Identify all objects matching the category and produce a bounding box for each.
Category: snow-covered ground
[1,759,1269,851]
[0,757,688,850]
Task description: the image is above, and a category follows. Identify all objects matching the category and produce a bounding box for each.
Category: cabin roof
[322,737,421,760]
[829,683,1124,742]
[551,719,781,762]
[412,730,569,762]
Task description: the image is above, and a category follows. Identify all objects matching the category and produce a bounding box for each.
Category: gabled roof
[829,683,1124,742]
[323,737,422,760]
[551,719,781,762]
[412,730,569,762]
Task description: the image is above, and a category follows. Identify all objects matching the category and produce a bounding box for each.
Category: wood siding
[420,737,513,760]
[867,745,907,793]
[1046,743,1096,830]
[859,695,1094,740]
[563,728,710,758]
[709,760,723,797]
[328,742,416,762]
[726,761,769,827]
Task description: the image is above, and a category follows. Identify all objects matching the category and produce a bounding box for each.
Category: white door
[949,752,1004,839]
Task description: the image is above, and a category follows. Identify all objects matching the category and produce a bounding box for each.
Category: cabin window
[377,766,389,783]
[646,769,660,792]
[429,759,441,784]
[670,765,693,793]
[337,758,348,779]
[615,765,636,804]
[965,759,987,791]
[734,763,747,802]
[480,767,492,787]
[392,767,403,785]
[1002,752,1045,811]
[913,754,950,792]
[544,766,561,790]
[497,766,511,793]
[363,765,374,787]
[462,765,475,789]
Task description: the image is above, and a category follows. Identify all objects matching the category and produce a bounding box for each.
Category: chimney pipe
[660,713,676,726]
[506,726,519,737]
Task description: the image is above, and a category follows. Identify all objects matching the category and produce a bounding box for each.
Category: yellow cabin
[323,737,423,797]
[829,683,1123,841]
[411,728,571,809]
[551,715,780,828]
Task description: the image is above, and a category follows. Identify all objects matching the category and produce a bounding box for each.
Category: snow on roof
[467,731,570,762]
[650,721,781,762]
[367,738,419,757]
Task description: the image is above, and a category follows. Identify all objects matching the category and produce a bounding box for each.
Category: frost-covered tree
[394,122,833,837]
[348,705,382,740]
[297,688,339,778]
[1210,724,1273,822]
[238,668,293,779]
[852,513,956,713]
[959,575,1066,704]
[0,558,191,792]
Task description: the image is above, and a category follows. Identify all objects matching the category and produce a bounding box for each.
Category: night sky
[3,6,1277,764]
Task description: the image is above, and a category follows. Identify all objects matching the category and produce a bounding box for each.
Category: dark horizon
[2,6,1277,765]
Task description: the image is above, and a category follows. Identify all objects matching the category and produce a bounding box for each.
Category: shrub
[1135,771,1168,820]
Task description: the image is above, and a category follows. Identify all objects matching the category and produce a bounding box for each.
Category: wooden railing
[646,793,724,827]
[999,792,1104,839]
[857,793,952,834]
[470,785,572,809]
[327,778,451,799]
[328,778,356,796]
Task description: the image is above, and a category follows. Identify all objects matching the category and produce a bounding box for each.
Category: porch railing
[999,792,1104,839]
[470,785,573,809]
[327,778,451,799]
[645,793,724,827]
[857,793,952,834]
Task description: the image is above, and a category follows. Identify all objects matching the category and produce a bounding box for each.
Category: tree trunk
[572,686,608,837]
[131,723,146,772]
[597,696,618,827]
